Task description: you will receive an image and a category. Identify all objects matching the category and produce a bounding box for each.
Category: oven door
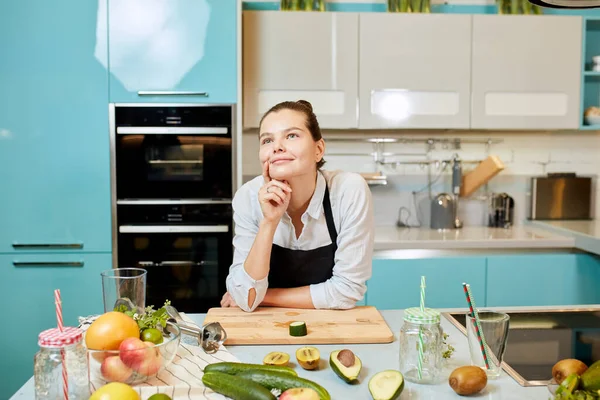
[117,224,232,313]
[115,129,232,200]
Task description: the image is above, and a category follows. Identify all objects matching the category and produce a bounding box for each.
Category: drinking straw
[462,283,490,370]
[417,276,425,380]
[55,289,68,400]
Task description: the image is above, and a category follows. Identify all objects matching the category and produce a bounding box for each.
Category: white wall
[242,129,600,226]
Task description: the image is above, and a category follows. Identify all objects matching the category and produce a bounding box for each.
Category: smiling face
[259,108,325,181]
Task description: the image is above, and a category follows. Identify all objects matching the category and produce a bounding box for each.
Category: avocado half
[329,349,362,384]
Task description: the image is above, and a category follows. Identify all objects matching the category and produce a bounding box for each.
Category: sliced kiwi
[296,346,320,370]
[263,351,290,366]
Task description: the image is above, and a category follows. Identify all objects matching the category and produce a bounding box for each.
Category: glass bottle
[34,327,89,399]
[399,307,443,384]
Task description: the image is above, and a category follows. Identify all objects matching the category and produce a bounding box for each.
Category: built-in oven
[110,104,236,313]
[115,202,232,313]
[111,104,234,200]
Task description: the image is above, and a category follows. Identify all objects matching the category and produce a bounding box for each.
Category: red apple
[119,337,149,369]
[280,388,320,400]
[100,355,133,382]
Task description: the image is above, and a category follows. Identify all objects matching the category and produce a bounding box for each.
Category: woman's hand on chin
[259,161,292,223]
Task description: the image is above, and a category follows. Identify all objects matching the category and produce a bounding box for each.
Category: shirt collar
[306,171,326,220]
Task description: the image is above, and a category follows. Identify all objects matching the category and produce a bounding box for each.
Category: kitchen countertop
[374,225,575,251]
[530,220,600,257]
[12,305,577,400]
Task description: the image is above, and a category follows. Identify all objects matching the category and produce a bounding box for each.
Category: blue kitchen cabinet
[486,253,600,307]
[366,257,487,310]
[108,0,238,104]
[0,253,110,399]
[0,0,112,253]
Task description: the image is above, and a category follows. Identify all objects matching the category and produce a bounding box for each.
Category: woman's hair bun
[296,100,313,113]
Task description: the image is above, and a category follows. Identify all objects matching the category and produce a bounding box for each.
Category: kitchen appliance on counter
[451,154,463,229]
[430,193,455,230]
[110,104,236,313]
[488,192,515,228]
[430,154,463,230]
[530,173,593,220]
[445,308,600,386]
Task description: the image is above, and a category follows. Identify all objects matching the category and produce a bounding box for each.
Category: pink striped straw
[54,289,68,400]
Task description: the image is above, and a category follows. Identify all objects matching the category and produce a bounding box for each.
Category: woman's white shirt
[225,170,374,312]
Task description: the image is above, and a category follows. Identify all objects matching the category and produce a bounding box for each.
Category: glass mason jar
[34,327,89,400]
[399,307,443,384]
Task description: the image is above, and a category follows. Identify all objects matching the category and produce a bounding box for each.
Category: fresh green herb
[442,332,455,359]
[115,300,172,333]
[554,389,600,399]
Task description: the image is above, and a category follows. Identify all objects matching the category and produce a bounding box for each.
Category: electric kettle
[430,193,455,230]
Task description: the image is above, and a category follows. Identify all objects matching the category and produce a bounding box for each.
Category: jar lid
[38,327,83,347]
[403,307,441,324]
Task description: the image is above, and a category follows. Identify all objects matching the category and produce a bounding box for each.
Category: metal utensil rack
[323,136,504,190]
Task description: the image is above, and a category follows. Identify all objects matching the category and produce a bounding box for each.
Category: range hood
[528,0,600,8]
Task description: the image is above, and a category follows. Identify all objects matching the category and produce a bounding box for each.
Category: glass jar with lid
[399,307,443,384]
[34,326,89,399]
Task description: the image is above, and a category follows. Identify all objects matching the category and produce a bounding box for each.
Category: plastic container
[399,307,443,384]
[34,327,89,399]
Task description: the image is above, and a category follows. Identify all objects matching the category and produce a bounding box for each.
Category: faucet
[452,154,463,229]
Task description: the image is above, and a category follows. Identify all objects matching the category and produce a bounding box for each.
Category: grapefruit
[85,311,140,351]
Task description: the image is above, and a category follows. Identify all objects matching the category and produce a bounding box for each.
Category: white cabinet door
[243,11,359,129]
[359,14,472,129]
[471,15,582,130]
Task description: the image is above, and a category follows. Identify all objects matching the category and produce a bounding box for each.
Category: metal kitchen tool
[451,154,463,229]
[166,305,227,354]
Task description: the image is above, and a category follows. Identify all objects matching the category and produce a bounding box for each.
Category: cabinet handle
[12,243,83,250]
[13,261,84,267]
[137,91,208,97]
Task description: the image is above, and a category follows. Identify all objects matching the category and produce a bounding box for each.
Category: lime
[141,328,164,344]
[147,394,172,400]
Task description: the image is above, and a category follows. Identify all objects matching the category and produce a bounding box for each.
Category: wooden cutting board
[203,306,394,345]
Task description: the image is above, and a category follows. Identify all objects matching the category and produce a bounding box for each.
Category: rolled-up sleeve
[225,185,269,312]
[309,174,374,310]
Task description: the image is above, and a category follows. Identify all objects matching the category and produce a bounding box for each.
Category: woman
[221,100,374,312]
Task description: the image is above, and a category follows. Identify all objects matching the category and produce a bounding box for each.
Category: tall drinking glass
[466,311,510,378]
[101,268,147,313]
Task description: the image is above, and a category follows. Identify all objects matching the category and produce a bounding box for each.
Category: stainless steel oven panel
[117,127,228,135]
[118,225,229,233]
[117,199,231,205]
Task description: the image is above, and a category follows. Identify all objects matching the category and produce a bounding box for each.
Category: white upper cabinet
[471,15,582,130]
[358,14,472,129]
[243,11,359,129]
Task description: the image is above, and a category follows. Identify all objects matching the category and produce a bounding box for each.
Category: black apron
[268,185,337,288]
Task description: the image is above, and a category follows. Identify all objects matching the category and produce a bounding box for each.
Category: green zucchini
[289,321,307,337]
[204,362,297,377]
[202,371,276,400]
[237,370,331,400]
[368,370,404,400]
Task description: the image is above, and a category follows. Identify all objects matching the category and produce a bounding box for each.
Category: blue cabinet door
[0,0,111,253]
[108,0,238,103]
[487,253,600,307]
[367,257,487,310]
[0,253,110,399]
